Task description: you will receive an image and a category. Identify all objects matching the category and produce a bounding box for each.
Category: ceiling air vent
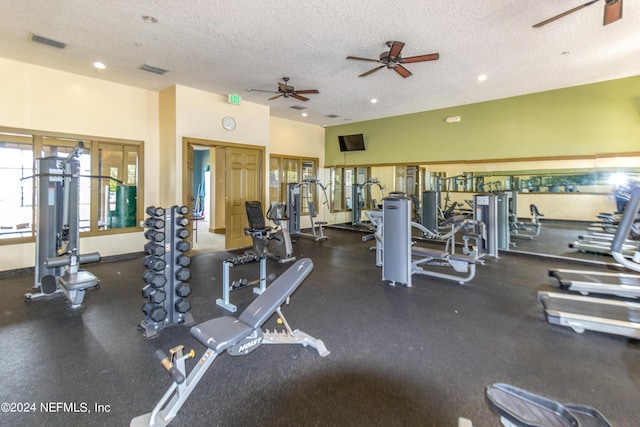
[139,64,169,75]
[325,114,340,118]
[30,33,66,49]
[289,105,307,110]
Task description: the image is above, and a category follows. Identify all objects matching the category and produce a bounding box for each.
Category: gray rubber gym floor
[0,228,638,426]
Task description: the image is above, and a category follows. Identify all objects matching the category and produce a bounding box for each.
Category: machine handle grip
[155,350,185,384]
[45,251,101,267]
[361,234,376,242]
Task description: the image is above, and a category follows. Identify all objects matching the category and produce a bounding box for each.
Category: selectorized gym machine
[26,142,101,308]
[130,258,329,427]
[352,178,384,226]
[287,177,329,240]
[244,201,295,264]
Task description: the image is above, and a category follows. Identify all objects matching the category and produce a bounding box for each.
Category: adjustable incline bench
[131,258,329,427]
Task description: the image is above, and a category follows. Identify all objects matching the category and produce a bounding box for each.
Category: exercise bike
[244,201,295,264]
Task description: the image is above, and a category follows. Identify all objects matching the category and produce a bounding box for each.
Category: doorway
[183,137,264,254]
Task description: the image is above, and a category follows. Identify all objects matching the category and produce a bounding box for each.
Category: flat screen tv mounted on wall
[338,134,365,152]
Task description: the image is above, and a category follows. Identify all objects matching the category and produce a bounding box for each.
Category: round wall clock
[222,116,236,131]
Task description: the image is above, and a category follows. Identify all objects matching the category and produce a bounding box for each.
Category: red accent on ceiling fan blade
[268,94,284,100]
[604,0,622,25]
[294,89,319,94]
[359,65,385,77]
[532,0,598,28]
[347,56,380,62]
[394,65,412,78]
[388,41,405,59]
[401,53,440,63]
[291,94,309,102]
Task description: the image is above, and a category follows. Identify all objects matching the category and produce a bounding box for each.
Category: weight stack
[138,205,194,338]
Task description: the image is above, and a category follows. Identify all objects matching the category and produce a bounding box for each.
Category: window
[0,128,143,244]
[269,155,319,215]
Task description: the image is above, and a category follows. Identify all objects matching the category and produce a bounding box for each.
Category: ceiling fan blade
[291,94,310,102]
[603,0,622,25]
[388,41,405,59]
[294,89,319,94]
[268,94,284,100]
[358,65,385,77]
[394,65,412,78]
[248,89,278,93]
[347,56,380,62]
[401,53,440,63]
[532,0,599,28]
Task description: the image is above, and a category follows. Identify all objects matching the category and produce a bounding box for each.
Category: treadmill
[548,268,640,299]
[540,187,640,338]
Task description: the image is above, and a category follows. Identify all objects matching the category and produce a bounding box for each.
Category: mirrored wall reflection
[329,154,640,264]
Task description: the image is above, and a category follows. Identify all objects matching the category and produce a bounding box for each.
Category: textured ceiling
[0,0,638,127]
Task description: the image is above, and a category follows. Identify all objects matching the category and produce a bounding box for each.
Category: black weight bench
[131,258,329,427]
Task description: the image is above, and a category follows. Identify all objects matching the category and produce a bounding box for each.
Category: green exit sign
[228,94,241,105]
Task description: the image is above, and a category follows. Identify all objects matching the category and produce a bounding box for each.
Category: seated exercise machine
[130,258,329,427]
[352,178,384,226]
[287,177,330,241]
[539,187,640,338]
[26,142,101,308]
[215,251,276,312]
[370,194,485,286]
[510,204,544,240]
[244,201,295,264]
[486,383,611,427]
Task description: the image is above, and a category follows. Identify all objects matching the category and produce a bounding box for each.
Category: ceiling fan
[533,0,623,28]
[346,41,439,78]
[248,77,319,101]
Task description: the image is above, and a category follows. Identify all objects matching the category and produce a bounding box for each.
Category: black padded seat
[191,317,253,353]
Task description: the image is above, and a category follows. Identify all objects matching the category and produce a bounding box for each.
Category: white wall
[269,116,326,227]
[0,58,159,270]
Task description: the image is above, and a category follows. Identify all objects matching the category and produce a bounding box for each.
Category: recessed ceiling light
[142,15,158,23]
[301,113,308,117]
[93,61,106,70]
[477,74,487,82]
[371,98,378,103]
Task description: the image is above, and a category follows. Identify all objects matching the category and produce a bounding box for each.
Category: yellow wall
[0,58,159,271]
[0,60,326,271]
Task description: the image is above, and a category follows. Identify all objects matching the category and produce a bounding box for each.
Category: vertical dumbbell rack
[139,205,194,339]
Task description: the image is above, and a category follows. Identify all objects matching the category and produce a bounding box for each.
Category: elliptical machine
[244,201,295,264]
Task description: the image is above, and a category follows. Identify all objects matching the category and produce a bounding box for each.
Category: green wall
[325,75,640,166]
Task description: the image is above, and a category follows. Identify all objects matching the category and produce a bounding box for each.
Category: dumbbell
[149,306,168,322]
[175,298,191,313]
[145,229,165,243]
[175,217,189,227]
[144,242,164,257]
[146,206,165,217]
[175,283,191,297]
[141,302,154,315]
[231,279,248,289]
[149,289,166,304]
[143,271,167,288]
[177,254,190,267]
[176,228,190,239]
[175,268,190,281]
[176,205,189,215]
[145,217,165,229]
[142,284,155,298]
[176,241,190,253]
[144,256,166,271]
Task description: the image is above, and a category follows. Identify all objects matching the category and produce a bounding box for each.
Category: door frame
[182,137,265,250]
